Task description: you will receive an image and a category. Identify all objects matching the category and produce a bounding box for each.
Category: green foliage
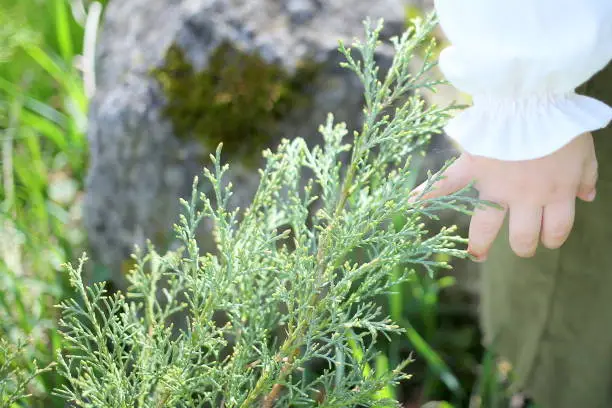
[0,7,39,62]
[404,5,446,59]
[0,2,501,406]
[153,42,317,164]
[0,0,101,406]
[0,338,53,407]
[56,16,478,407]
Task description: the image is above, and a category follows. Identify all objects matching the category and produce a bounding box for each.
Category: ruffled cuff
[445,92,612,161]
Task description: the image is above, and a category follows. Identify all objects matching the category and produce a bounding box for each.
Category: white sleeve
[434,0,612,161]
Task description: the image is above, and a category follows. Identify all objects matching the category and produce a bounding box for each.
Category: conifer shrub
[54,16,474,407]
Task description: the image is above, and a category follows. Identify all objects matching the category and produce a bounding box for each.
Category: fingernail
[408,196,416,204]
[468,248,487,263]
[408,191,421,204]
[474,255,487,263]
[587,190,597,201]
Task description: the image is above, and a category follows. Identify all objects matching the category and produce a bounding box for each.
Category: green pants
[481,63,612,408]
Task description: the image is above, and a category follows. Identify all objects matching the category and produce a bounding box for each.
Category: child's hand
[411,132,598,260]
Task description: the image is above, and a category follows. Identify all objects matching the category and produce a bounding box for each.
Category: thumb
[408,155,472,203]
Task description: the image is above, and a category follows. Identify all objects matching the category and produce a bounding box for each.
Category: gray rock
[85,0,411,285]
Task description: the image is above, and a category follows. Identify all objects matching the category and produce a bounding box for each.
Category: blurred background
[0,0,500,406]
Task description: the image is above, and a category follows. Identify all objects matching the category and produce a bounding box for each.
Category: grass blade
[54,0,75,62]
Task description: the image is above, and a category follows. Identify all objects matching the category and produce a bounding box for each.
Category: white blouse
[434,0,612,161]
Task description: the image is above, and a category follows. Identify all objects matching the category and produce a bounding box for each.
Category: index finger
[408,155,473,203]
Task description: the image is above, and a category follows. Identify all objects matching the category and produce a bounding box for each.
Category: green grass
[0,0,103,405]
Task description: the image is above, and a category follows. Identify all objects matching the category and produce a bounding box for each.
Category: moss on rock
[152,42,317,164]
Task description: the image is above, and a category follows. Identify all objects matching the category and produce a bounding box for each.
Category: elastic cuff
[445,92,612,161]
